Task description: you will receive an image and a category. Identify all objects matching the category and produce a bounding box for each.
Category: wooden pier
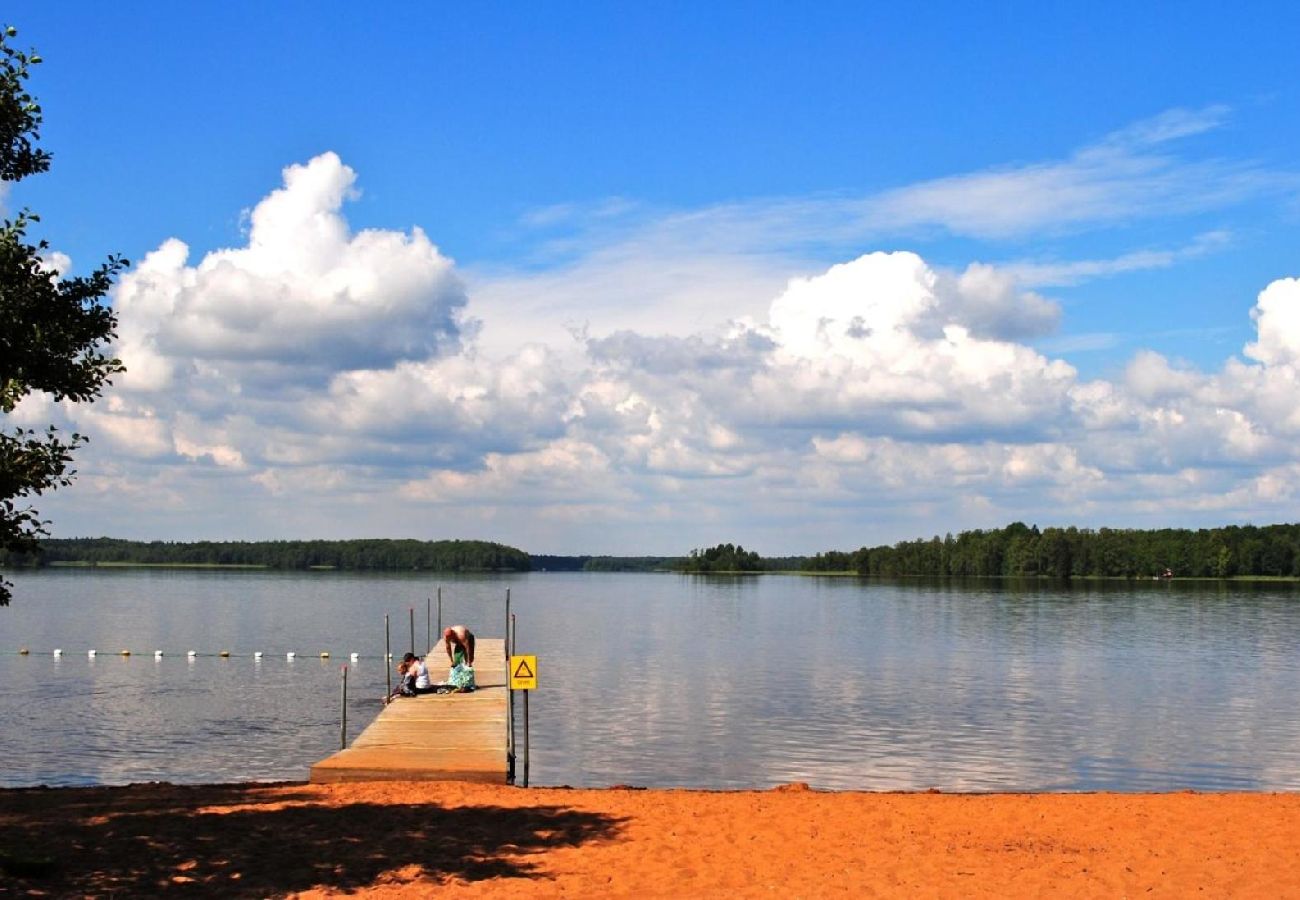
[309,638,509,784]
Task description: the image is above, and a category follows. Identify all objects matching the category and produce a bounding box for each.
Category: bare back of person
[443,625,475,666]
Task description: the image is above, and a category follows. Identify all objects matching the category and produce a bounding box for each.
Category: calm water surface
[2,569,1298,791]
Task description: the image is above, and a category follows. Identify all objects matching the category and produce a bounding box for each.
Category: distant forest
[1,538,532,572]
[4,522,1298,579]
[675,543,764,573]
[802,522,1300,579]
[531,555,678,572]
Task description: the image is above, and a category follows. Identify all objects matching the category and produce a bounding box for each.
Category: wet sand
[1,781,1297,897]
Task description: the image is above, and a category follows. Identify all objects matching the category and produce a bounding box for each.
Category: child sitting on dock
[390,653,417,698]
[413,655,432,692]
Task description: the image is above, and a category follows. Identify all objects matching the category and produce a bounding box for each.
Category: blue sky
[7,2,1300,552]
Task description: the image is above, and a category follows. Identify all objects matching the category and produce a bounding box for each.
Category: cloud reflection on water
[3,570,1299,791]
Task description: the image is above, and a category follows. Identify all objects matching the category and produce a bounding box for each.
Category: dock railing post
[340,665,349,749]
[523,688,530,788]
[505,588,511,743]
[384,614,391,704]
[426,596,431,653]
[507,606,516,784]
[511,603,528,788]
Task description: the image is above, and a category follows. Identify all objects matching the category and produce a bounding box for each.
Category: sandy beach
[1,781,1297,897]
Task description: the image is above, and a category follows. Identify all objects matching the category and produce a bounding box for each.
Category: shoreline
[8,562,1300,583]
[2,781,1296,897]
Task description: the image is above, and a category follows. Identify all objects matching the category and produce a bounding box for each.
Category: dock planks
[309,638,508,784]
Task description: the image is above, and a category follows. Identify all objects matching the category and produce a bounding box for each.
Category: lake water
[2,569,1298,791]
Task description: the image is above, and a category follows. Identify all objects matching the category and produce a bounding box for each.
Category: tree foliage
[675,543,763,573]
[1,537,532,572]
[529,555,680,572]
[806,522,1300,579]
[1,26,125,604]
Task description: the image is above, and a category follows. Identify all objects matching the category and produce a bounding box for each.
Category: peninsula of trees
[674,543,763,573]
[1,538,532,572]
[802,522,1300,579]
[646,523,1300,578]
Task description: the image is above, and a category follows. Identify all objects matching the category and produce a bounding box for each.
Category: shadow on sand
[0,783,624,896]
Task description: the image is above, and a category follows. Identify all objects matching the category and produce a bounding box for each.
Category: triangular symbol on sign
[513,659,535,679]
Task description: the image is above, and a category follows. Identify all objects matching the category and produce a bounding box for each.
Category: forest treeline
[6,523,1298,578]
[802,522,1300,578]
[531,555,678,572]
[675,543,763,573]
[1,538,532,572]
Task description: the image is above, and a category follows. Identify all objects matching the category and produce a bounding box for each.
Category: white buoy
[254,651,263,659]
[286,651,296,660]
[187,650,197,659]
[53,649,63,657]
[88,649,97,658]
[350,652,359,662]
[154,650,164,659]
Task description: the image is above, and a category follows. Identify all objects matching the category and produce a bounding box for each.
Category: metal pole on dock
[384,614,391,704]
[437,587,442,636]
[523,689,530,788]
[409,607,415,657]
[504,588,511,749]
[507,610,516,784]
[511,601,528,788]
[426,596,431,653]
[340,665,349,749]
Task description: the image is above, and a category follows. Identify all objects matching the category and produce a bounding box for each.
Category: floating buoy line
[14,647,385,660]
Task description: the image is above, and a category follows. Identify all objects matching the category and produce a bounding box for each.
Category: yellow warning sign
[510,655,538,690]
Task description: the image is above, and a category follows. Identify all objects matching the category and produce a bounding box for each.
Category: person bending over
[443,625,475,667]
[443,625,476,691]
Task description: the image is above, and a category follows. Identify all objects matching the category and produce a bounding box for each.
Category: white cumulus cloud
[113,152,466,391]
[1245,276,1300,367]
[31,140,1300,552]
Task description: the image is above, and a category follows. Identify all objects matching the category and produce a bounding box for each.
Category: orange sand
[1,781,1297,897]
